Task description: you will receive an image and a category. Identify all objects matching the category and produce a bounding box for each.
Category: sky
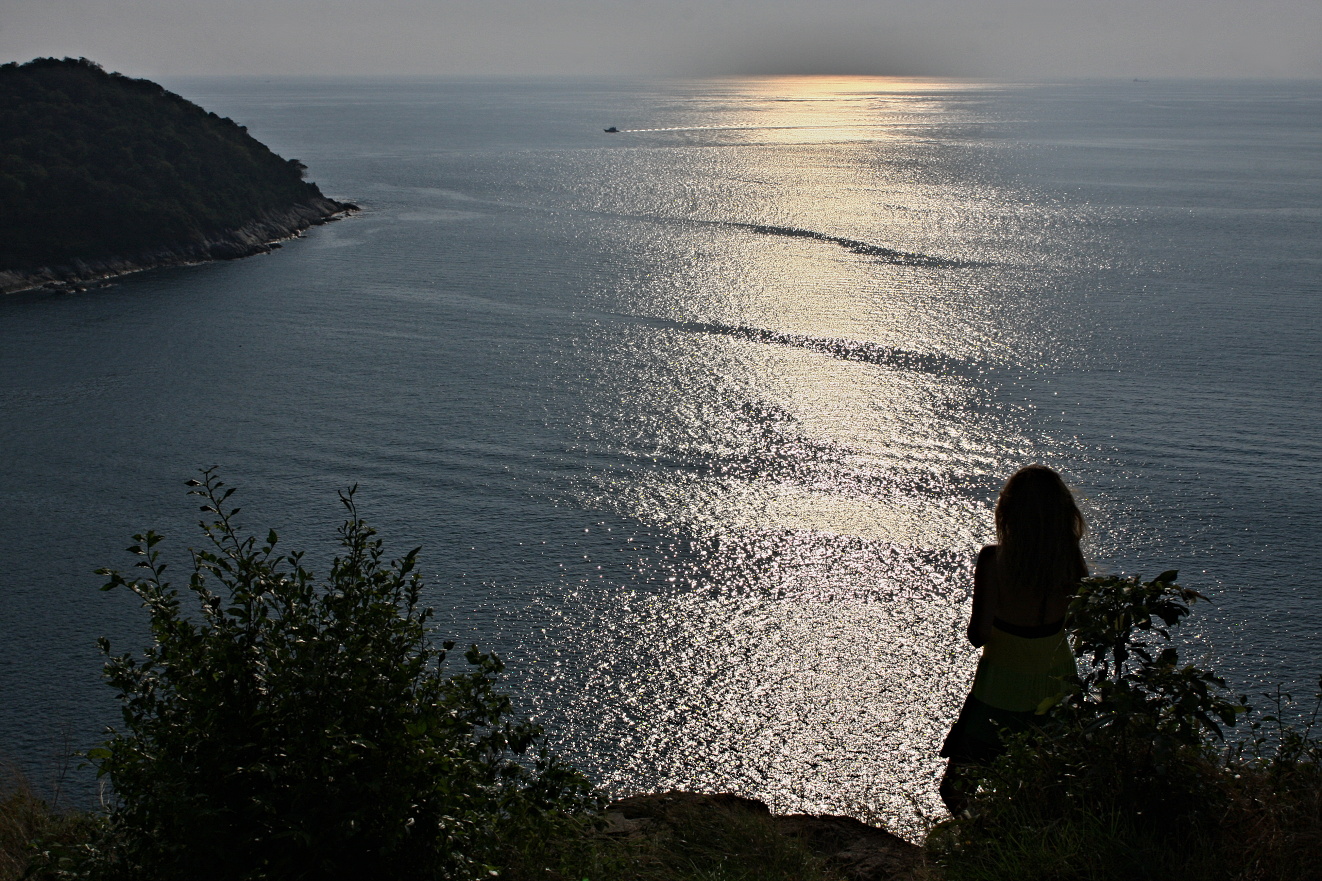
[1,0,1319,80]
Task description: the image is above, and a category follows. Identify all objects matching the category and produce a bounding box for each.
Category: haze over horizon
[2,0,1319,81]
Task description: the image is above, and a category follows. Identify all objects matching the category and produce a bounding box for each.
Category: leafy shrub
[1029,571,1246,823]
[86,470,595,881]
[1061,571,1245,745]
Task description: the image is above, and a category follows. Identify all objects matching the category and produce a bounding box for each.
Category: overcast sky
[2,0,1319,80]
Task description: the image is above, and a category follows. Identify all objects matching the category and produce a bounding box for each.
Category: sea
[0,75,1318,839]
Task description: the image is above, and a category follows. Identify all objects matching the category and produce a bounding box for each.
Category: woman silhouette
[938,465,1086,814]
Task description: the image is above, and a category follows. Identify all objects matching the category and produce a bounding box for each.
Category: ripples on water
[0,76,1317,840]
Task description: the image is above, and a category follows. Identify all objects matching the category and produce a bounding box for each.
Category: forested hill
[0,57,354,292]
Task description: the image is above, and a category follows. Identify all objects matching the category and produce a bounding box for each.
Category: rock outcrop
[607,791,926,881]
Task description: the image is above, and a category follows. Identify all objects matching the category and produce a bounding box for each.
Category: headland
[0,57,356,295]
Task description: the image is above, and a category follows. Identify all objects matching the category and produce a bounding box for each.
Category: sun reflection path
[544,532,976,843]
[548,76,1078,841]
[552,320,1025,840]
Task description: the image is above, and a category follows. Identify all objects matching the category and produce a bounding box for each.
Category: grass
[0,764,98,881]
[926,743,1322,881]
[5,753,1317,881]
[1215,754,1322,880]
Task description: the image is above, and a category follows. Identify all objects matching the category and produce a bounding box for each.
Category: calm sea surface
[1,76,1318,837]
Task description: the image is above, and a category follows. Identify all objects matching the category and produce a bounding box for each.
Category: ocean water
[0,76,1318,838]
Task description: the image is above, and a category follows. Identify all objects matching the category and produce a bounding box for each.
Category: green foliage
[85,470,595,881]
[1050,571,1247,754]
[0,57,339,272]
[929,572,1322,881]
[1015,572,1247,825]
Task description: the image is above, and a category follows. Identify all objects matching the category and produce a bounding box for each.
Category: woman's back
[968,544,1075,647]
[985,544,1073,628]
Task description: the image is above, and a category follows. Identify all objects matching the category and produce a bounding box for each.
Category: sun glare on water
[536,76,1055,839]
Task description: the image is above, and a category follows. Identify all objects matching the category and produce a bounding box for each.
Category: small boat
[604,126,619,133]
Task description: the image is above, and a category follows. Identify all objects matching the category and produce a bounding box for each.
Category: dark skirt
[939,692,1041,765]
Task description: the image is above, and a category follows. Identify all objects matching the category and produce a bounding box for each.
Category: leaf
[1036,693,1064,715]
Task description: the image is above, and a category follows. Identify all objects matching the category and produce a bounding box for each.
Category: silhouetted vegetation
[929,573,1322,881]
[2,485,1318,879]
[27,471,597,880]
[0,57,345,275]
[0,765,97,881]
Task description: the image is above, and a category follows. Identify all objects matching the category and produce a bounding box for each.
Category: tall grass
[0,763,98,881]
[4,786,864,881]
[928,735,1322,881]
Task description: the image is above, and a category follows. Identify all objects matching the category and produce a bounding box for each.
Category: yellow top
[970,618,1077,713]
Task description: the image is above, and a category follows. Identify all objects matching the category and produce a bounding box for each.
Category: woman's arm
[968,545,998,647]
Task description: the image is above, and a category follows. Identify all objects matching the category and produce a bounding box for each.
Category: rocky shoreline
[0,195,356,296]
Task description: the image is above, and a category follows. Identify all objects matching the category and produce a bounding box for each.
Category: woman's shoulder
[974,545,999,584]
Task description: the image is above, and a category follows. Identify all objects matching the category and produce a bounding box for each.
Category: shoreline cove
[0,196,357,296]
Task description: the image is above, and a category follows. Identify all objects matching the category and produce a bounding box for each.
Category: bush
[84,470,595,881]
[928,572,1322,881]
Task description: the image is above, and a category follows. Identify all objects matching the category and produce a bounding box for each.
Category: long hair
[995,465,1087,597]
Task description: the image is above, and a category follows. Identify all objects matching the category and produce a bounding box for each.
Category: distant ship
[604,126,619,133]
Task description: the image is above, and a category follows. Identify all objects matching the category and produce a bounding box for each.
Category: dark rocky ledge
[607,791,925,881]
[0,197,357,295]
